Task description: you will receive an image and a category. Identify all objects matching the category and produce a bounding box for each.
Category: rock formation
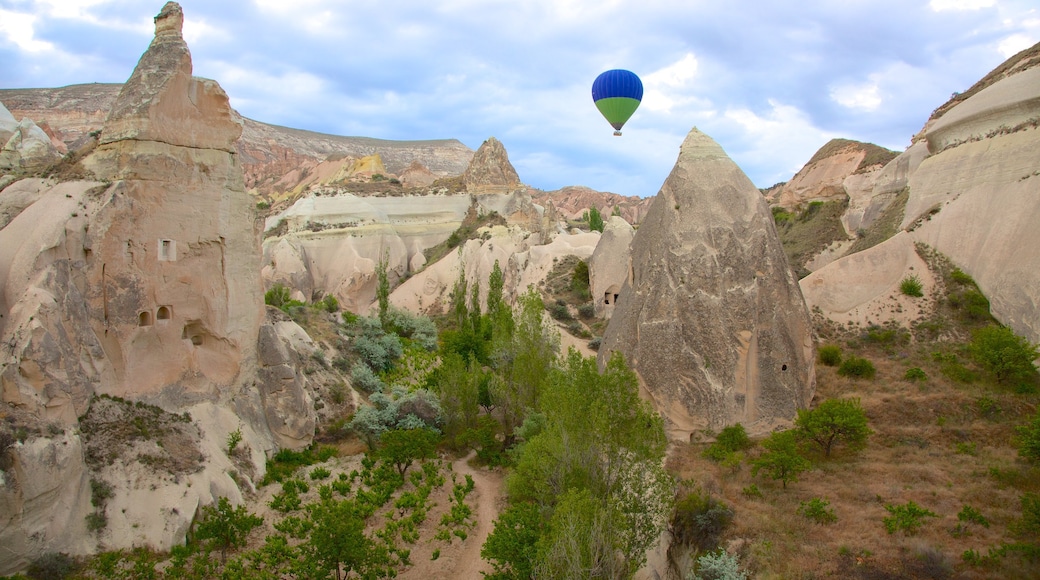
[589,215,634,318]
[0,118,63,171]
[599,128,815,440]
[530,185,653,225]
[462,136,521,193]
[0,3,318,571]
[802,44,1040,342]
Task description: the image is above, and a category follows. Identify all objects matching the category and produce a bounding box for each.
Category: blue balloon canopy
[591,69,643,135]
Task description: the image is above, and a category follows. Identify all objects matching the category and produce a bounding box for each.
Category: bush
[264,284,291,309]
[1016,410,1040,463]
[957,505,990,528]
[27,552,77,580]
[837,356,876,379]
[799,497,837,524]
[818,344,842,367]
[689,550,748,580]
[578,303,596,319]
[900,274,924,297]
[351,362,384,393]
[751,430,810,489]
[883,501,938,536]
[969,325,1039,389]
[904,367,928,382]
[703,424,752,462]
[670,490,734,553]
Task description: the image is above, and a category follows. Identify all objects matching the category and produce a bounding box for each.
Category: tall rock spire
[598,127,815,440]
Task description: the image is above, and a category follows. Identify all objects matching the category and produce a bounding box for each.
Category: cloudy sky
[1,0,1037,197]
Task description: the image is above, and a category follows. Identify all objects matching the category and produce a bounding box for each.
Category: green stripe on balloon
[594,97,641,131]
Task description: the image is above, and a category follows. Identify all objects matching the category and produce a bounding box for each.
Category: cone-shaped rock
[462,136,521,193]
[598,128,815,440]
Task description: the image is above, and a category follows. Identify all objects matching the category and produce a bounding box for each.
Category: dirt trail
[399,451,504,579]
[450,452,504,578]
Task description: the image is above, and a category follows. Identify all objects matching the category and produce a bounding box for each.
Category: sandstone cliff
[599,128,816,440]
[0,3,323,571]
[529,185,653,225]
[800,42,1040,343]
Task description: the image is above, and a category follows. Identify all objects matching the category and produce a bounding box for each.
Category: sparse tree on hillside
[751,430,809,489]
[194,497,263,563]
[795,398,871,457]
[376,250,390,327]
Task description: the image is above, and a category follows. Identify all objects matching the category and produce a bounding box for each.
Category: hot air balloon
[591,69,643,136]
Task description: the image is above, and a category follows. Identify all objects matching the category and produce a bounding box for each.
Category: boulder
[0,102,17,143]
[598,128,815,440]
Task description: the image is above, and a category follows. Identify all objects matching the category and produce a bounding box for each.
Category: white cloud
[719,100,839,185]
[183,18,228,46]
[929,0,995,11]
[642,53,699,113]
[0,9,54,52]
[830,76,883,111]
[998,32,1037,57]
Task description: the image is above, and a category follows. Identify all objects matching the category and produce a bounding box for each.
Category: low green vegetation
[900,273,924,297]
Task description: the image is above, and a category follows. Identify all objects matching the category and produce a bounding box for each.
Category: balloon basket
[613,131,622,136]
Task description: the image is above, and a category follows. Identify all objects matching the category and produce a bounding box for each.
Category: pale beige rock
[598,128,815,440]
[800,232,936,328]
[0,118,63,170]
[923,66,1040,154]
[777,143,865,208]
[0,101,17,144]
[589,216,633,318]
[0,432,94,575]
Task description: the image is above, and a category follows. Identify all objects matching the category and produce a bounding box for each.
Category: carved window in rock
[157,306,172,323]
[138,311,153,326]
[158,239,176,262]
[182,321,205,346]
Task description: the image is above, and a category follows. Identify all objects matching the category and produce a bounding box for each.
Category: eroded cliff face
[0,3,317,572]
[801,45,1040,343]
[599,128,816,440]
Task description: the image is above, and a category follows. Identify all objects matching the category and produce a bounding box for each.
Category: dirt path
[449,451,504,578]
[399,451,504,579]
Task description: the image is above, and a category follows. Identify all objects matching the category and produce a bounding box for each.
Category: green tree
[494,288,558,434]
[970,325,1040,387]
[795,398,871,457]
[587,206,605,232]
[435,352,482,440]
[264,284,291,309]
[751,430,810,489]
[1016,409,1040,463]
[376,250,390,327]
[194,496,263,563]
[306,498,375,580]
[481,502,545,580]
[501,350,672,576]
[379,427,439,476]
[487,260,506,318]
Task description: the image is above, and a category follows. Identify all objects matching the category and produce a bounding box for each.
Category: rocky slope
[796,41,1040,343]
[599,128,815,440]
[0,86,474,198]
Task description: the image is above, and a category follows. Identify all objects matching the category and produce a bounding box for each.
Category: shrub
[799,497,837,524]
[969,325,1039,389]
[689,550,748,580]
[1016,410,1040,463]
[950,268,974,285]
[578,303,596,319]
[27,552,78,580]
[900,274,924,297]
[670,490,734,553]
[818,344,842,367]
[741,484,763,499]
[957,505,990,528]
[226,428,243,457]
[904,367,928,382]
[703,424,752,462]
[883,501,938,536]
[310,466,331,480]
[837,356,876,379]
[264,284,291,309]
[350,362,384,393]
